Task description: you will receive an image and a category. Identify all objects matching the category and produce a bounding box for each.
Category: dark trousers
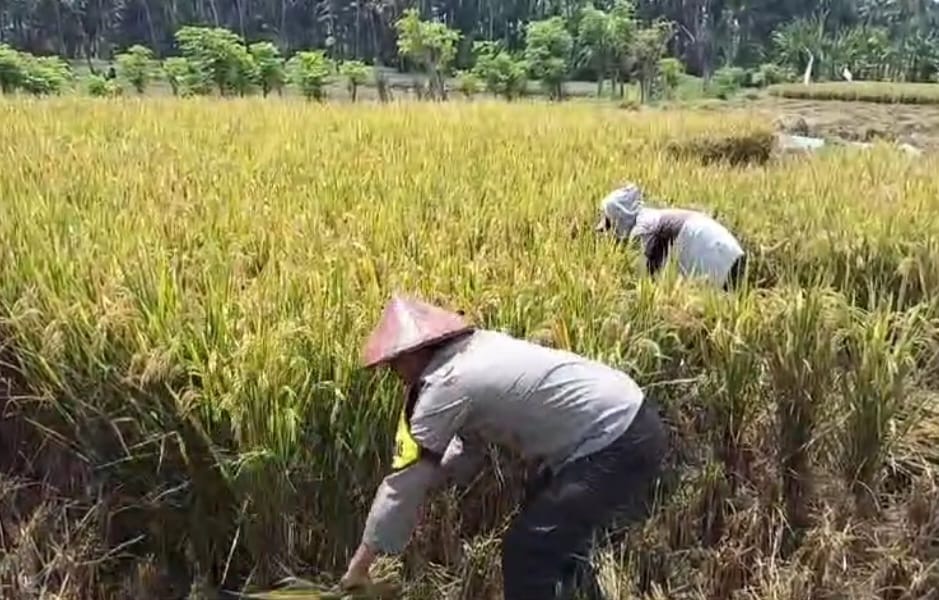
[501,398,668,600]
[724,253,747,291]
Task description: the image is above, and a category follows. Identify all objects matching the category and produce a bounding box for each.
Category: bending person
[341,294,668,600]
[595,183,747,290]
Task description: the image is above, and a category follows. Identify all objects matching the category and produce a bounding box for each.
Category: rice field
[769,81,939,105]
[1,98,938,600]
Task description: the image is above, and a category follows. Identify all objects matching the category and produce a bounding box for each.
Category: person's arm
[441,434,487,486]
[342,434,485,587]
[644,217,683,277]
[342,456,443,587]
[644,231,671,277]
[342,376,471,585]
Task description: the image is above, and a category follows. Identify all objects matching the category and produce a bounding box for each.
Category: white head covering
[595,183,644,240]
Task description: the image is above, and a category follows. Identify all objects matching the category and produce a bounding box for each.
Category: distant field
[769,81,939,105]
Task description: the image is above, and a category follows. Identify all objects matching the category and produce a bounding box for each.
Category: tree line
[1,1,939,100]
[0,7,698,102]
[2,1,939,79]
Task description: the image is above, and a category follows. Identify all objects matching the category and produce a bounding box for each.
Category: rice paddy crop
[0,98,937,599]
[769,81,939,105]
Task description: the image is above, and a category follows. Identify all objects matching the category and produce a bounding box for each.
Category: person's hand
[340,543,376,592]
[339,567,372,592]
[339,541,377,595]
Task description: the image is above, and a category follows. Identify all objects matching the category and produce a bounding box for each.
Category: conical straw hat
[362,294,473,368]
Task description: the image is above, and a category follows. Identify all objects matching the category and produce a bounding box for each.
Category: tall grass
[0,98,937,599]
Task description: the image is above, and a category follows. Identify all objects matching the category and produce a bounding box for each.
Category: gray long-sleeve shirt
[361,329,645,554]
[631,208,744,287]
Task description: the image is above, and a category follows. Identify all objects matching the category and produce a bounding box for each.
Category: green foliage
[6,0,939,92]
[395,8,460,71]
[86,74,108,96]
[86,74,123,97]
[524,16,574,100]
[116,44,156,94]
[578,5,612,58]
[471,41,528,100]
[577,4,614,93]
[608,0,638,97]
[768,17,939,84]
[771,16,826,81]
[395,8,460,99]
[455,70,481,98]
[230,47,260,96]
[574,0,637,97]
[175,26,257,96]
[20,55,71,96]
[163,56,200,96]
[249,42,286,97]
[712,66,748,99]
[288,51,333,101]
[896,30,939,83]
[0,43,24,94]
[632,20,671,103]
[339,60,370,102]
[752,62,790,87]
[658,56,683,98]
[828,26,893,81]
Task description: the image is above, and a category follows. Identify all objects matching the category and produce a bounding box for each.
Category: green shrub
[339,60,370,102]
[116,45,157,94]
[250,42,286,97]
[752,62,790,88]
[0,43,25,94]
[711,66,747,99]
[658,57,683,99]
[87,74,123,97]
[288,51,333,101]
[455,70,482,98]
[20,55,71,96]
